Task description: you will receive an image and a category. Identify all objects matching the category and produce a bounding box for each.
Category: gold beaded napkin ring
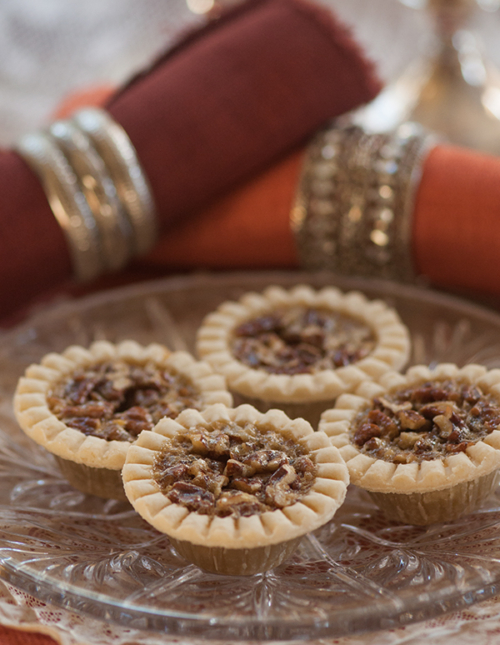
[291,121,437,282]
[16,108,158,282]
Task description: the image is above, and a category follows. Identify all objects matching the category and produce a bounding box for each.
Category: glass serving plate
[2,271,500,642]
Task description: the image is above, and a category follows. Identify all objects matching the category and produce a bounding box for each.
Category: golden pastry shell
[13,340,233,471]
[196,284,410,404]
[319,363,500,494]
[122,403,349,549]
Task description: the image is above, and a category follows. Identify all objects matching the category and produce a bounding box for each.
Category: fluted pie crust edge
[122,403,349,550]
[319,363,500,495]
[196,284,410,405]
[13,340,233,471]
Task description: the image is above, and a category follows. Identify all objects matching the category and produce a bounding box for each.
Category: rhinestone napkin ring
[291,122,437,283]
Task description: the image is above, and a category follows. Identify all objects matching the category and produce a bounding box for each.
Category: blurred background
[2,0,500,150]
[0,0,429,144]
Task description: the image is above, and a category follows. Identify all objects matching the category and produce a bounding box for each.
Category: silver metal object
[16,108,158,282]
[360,0,500,155]
[292,121,437,282]
[49,119,134,273]
[16,131,105,282]
[73,108,158,257]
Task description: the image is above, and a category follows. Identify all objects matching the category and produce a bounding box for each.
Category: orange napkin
[413,144,500,295]
[130,142,500,302]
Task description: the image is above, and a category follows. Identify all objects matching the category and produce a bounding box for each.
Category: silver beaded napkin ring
[16,108,158,282]
[291,121,437,283]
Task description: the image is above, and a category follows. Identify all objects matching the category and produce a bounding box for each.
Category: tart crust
[13,340,232,499]
[122,403,349,574]
[319,363,500,524]
[196,285,410,425]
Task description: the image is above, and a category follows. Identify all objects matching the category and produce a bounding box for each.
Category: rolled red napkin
[0,0,380,322]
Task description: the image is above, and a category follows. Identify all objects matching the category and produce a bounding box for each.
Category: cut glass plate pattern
[1,272,500,641]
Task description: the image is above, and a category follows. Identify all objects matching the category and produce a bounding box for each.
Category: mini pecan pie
[196,285,410,426]
[122,403,349,575]
[14,340,232,500]
[319,364,500,524]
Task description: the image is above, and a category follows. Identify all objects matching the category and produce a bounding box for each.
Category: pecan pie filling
[352,379,500,464]
[153,420,317,517]
[47,360,202,442]
[232,306,375,375]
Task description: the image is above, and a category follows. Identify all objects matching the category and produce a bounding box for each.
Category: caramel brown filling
[232,306,375,375]
[47,360,202,442]
[352,379,500,463]
[153,420,317,517]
